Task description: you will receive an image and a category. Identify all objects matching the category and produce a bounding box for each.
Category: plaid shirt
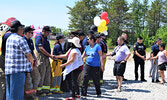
[5,33,32,75]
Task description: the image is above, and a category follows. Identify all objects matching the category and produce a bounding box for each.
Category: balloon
[100,19,106,26]
[104,26,108,31]
[101,12,108,19]
[103,31,108,35]
[94,16,101,26]
[98,25,103,33]
[104,18,109,24]
[98,25,108,33]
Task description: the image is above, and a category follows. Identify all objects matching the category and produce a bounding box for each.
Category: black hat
[138,36,143,40]
[100,33,106,37]
[24,26,35,33]
[88,30,94,35]
[78,31,85,36]
[43,26,51,33]
[10,20,24,31]
[90,25,97,32]
[56,35,64,40]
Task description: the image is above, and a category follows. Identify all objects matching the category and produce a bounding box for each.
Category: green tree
[67,0,100,33]
[146,0,163,36]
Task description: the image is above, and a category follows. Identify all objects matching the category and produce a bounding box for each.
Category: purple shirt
[112,44,131,62]
[158,51,167,65]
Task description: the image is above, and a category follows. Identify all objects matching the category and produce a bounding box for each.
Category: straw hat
[68,37,81,48]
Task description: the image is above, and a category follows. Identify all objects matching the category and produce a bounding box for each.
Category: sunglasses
[29,32,33,34]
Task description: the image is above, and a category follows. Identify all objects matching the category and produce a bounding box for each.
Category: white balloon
[103,31,108,35]
[94,16,101,26]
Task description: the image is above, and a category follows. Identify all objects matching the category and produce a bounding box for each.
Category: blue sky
[0,0,153,30]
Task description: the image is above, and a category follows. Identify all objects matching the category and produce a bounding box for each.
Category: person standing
[121,33,130,81]
[150,38,161,83]
[35,26,54,96]
[100,33,108,84]
[23,26,40,100]
[50,35,64,94]
[106,36,131,92]
[133,36,147,81]
[5,20,34,100]
[148,43,167,84]
[55,37,84,98]
[81,34,104,97]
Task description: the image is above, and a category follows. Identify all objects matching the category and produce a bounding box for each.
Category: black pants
[82,64,101,95]
[60,72,72,92]
[71,69,82,97]
[134,59,145,80]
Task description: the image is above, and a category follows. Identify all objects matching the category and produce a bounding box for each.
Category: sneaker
[141,79,147,82]
[152,79,155,83]
[97,94,101,98]
[123,78,127,81]
[156,79,160,83]
[135,78,138,81]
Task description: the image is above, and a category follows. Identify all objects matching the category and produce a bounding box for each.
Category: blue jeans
[6,72,26,100]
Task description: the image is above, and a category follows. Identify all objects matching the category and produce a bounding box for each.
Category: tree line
[67,0,167,47]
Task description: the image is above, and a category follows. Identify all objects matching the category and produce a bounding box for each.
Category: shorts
[113,62,126,76]
[158,63,167,71]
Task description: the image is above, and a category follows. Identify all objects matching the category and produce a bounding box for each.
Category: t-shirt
[53,43,63,55]
[85,43,102,67]
[35,33,51,54]
[100,40,108,53]
[133,42,146,60]
[1,33,12,56]
[23,36,34,55]
[113,44,131,62]
[151,44,159,56]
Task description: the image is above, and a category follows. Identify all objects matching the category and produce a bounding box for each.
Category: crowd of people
[0,18,167,100]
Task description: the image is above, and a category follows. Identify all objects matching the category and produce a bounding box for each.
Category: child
[50,35,64,93]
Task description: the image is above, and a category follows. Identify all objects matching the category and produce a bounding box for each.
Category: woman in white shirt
[55,37,84,98]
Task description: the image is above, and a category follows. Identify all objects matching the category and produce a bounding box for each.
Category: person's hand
[141,56,146,61]
[121,60,126,64]
[146,57,151,60]
[60,64,65,68]
[50,55,55,60]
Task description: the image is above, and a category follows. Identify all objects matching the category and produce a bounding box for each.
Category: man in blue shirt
[5,20,34,100]
[150,38,161,82]
[35,26,55,96]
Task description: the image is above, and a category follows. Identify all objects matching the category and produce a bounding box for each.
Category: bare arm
[121,53,131,63]
[55,49,71,60]
[82,51,86,59]
[39,46,53,58]
[98,50,104,72]
[60,53,77,68]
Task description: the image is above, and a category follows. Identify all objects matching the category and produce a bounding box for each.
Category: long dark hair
[70,43,78,49]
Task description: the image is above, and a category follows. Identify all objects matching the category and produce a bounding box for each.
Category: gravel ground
[38,54,167,100]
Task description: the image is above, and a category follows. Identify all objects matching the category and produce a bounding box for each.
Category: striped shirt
[5,33,32,75]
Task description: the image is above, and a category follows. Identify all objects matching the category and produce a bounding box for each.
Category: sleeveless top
[158,50,167,65]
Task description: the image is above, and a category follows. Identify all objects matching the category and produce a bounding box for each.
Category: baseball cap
[3,17,17,27]
[24,26,35,33]
[43,26,51,33]
[10,20,24,31]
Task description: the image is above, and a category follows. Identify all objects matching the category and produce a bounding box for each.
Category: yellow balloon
[98,25,103,33]
[104,26,108,31]
[100,19,106,26]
